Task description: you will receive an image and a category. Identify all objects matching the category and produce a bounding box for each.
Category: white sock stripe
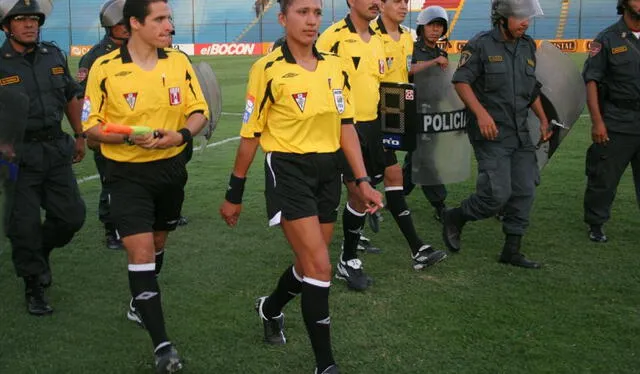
[303,277,331,288]
[154,341,171,353]
[292,266,303,282]
[128,263,156,272]
[384,186,404,192]
[155,249,165,256]
[346,203,366,217]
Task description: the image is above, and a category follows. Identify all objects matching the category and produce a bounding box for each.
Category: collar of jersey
[118,42,168,64]
[375,17,403,35]
[345,14,376,35]
[281,41,324,64]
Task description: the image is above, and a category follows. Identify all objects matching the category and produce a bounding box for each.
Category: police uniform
[402,38,449,209]
[77,34,119,240]
[451,26,540,236]
[582,18,640,228]
[0,40,86,278]
[316,15,388,181]
[241,42,354,225]
[82,46,208,237]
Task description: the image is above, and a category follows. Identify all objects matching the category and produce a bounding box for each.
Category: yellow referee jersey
[82,46,209,163]
[372,18,413,84]
[316,15,386,122]
[240,43,354,154]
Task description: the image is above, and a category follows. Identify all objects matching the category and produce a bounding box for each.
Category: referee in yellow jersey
[82,1,207,372]
[219,1,381,373]
[317,0,446,292]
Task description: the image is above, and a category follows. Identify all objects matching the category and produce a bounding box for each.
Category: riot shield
[192,61,222,141]
[0,86,28,258]
[411,63,471,186]
[527,41,586,170]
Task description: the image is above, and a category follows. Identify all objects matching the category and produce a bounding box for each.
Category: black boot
[442,207,465,252]
[588,224,608,243]
[105,227,123,250]
[433,203,446,223]
[25,276,53,316]
[498,235,541,269]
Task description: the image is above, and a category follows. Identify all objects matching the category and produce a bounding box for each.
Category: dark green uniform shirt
[77,35,119,94]
[583,18,640,135]
[0,40,80,132]
[452,27,539,143]
[411,40,447,65]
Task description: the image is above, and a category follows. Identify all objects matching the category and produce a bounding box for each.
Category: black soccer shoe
[255,296,286,345]
[442,207,464,252]
[154,345,184,374]
[499,253,542,269]
[25,277,53,316]
[105,232,123,250]
[588,225,608,243]
[335,257,372,291]
[177,216,188,226]
[315,364,340,374]
[412,245,447,270]
[356,235,382,254]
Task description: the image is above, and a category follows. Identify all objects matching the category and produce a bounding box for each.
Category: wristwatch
[73,132,87,139]
[355,176,372,186]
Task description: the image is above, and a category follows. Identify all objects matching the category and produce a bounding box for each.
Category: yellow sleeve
[316,29,337,54]
[239,60,270,138]
[341,69,354,123]
[184,60,209,119]
[82,60,107,131]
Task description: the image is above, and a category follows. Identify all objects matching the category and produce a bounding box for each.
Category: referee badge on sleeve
[333,89,345,114]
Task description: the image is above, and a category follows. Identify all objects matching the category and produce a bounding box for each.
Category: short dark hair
[346,0,350,8]
[123,0,167,32]
[278,0,292,13]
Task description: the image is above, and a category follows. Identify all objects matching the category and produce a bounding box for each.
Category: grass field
[1,53,639,374]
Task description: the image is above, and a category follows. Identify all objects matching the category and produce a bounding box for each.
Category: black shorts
[104,154,187,238]
[341,118,398,184]
[265,151,341,225]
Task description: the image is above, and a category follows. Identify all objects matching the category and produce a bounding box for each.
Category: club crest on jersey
[292,92,308,112]
[169,87,181,105]
[333,89,345,114]
[379,59,385,74]
[124,92,138,110]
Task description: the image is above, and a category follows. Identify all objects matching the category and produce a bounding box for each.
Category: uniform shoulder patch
[458,51,472,68]
[611,45,628,54]
[0,75,20,86]
[589,41,602,57]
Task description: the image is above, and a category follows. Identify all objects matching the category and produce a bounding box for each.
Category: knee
[301,249,332,281]
[383,164,403,186]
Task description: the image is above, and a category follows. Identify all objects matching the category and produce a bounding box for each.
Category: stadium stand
[0,0,623,54]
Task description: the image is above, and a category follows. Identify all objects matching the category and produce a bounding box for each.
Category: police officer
[0,0,86,314]
[442,0,552,269]
[78,0,128,250]
[583,0,640,243]
[403,5,450,222]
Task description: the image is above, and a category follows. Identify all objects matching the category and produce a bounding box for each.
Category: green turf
[1,53,639,374]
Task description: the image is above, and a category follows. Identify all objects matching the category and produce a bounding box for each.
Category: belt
[609,99,640,112]
[23,128,63,142]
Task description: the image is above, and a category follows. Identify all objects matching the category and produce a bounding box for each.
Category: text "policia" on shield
[420,109,467,134]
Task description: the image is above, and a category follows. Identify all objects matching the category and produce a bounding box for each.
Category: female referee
[219,0,383,372]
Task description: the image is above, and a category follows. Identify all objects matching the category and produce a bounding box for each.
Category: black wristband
[74,132,87,139]
[355,176,372,186]
[177,128,192,146]
[225,173,246,204]
[123,135,135,146]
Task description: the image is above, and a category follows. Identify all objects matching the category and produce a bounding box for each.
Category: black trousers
[7,136,86,277]
[584,131,640,225]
